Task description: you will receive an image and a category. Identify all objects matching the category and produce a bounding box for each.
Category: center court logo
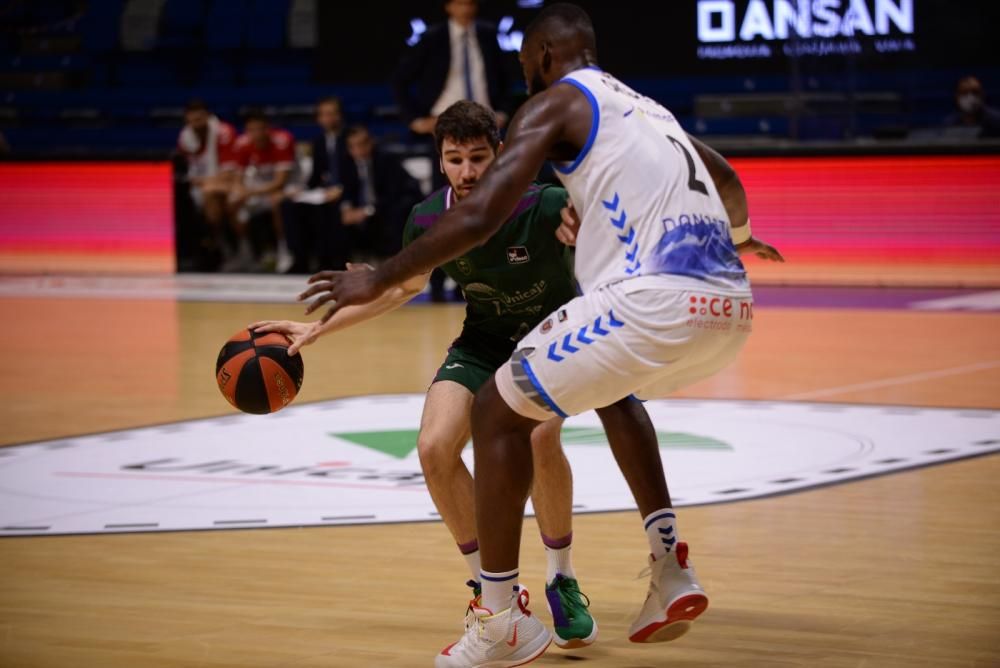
[0,394,996,536]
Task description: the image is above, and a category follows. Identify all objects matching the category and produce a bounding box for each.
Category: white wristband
[731,218,752,245]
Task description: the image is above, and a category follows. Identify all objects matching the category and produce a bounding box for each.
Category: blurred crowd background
[0,0,996,292]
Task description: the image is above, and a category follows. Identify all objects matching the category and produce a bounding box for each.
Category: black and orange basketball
[215,328,304,414]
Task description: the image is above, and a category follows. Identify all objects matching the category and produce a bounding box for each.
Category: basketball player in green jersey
[251,100,599,649]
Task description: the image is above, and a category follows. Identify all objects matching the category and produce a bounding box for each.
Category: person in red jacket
[226,110,297,272]
[176,100,238,264]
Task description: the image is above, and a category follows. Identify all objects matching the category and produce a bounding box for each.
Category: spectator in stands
[176,100,237,267]
[285,96,351,274]
[339,124,423,262]
[392,0,515,300]
[945,76,1000,138]
[307,96,348,194]
[227,110,296,273]
[392,0,514,134]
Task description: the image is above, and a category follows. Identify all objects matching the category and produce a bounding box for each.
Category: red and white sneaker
[436,587,552,668]
[628,542,709,643]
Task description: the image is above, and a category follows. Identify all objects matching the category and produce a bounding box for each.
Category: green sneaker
[544,574,598,648]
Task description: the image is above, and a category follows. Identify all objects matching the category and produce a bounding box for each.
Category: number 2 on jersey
[667,135,709,196]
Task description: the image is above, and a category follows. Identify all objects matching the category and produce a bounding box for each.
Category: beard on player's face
[448,168,486,199]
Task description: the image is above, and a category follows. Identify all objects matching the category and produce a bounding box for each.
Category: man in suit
[308,96,348,192]
[392,0,515,300]
[287,96,353,273]
[340,125,424,260]
[393,0,514,134]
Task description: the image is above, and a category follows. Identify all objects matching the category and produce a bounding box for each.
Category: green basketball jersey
[403,183,578,366]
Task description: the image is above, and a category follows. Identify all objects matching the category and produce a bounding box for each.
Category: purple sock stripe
[457,539,479,555]
[480,571,519,583]
[643,511,676,530]
[541,532,573,550]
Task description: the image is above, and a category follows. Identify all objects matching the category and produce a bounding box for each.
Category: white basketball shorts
[495,275,753,421]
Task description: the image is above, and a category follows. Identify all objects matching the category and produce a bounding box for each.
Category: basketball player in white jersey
[299,4,783,666]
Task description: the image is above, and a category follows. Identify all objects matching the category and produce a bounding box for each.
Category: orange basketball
[215,328,304,414]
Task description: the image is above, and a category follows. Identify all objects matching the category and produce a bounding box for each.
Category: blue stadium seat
[79,0,125,51]
[246,0,289,49]
[206,0,249,49]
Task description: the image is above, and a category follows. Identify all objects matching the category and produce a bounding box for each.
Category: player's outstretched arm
[254,265,429,354]
[298,85,587,323]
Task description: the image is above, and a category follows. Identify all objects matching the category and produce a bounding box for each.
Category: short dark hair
[243,108,268,125]
[524,2,595,50]
[433,100,500,156]
[317,95,342,110]
[184,99,209,114]
[345,124,371,140]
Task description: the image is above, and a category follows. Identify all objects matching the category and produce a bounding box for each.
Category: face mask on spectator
[958,93,983,114]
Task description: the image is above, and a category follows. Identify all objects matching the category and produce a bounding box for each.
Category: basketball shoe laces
[455,588,533,653]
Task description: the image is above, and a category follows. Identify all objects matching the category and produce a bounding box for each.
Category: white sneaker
[276,242,294,274]
[629,542,709,643]
[221,238,255,273]
[436,587,552,668]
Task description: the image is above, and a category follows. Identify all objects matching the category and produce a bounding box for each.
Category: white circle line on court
[0,394,996,537]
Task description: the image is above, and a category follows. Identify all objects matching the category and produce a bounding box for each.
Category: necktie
[462,29,474,101]
[359,160,375,206]
[326,135,339,185]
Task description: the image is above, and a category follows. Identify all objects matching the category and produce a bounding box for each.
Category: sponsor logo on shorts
[540,318,553,334]
[687,295,753,332]
[557,309,568,322]
[506,246,530,264]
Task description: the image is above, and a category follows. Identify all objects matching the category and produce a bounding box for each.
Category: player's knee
[530,418,563,455]
[416,431,463,477]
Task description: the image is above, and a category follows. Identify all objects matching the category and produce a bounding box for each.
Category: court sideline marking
[781,360,1000,400]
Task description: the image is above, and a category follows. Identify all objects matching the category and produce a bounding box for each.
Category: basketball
[215,328,304,414]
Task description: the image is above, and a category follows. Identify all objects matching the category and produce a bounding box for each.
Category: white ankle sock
[545,546,576,583]
[458,540,481,584]
[480,568,519,613]
[643,508,679,559]
[542,533,576,583]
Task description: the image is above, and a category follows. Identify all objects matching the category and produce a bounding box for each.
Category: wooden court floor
[0,294,998,667]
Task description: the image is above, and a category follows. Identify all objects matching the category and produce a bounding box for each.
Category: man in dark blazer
[287,96,352,273]
[307,96,349,191]
[392,0,515,135]
[339,125,424,260]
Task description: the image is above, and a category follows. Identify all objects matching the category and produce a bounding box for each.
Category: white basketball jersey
[551,68,749,294]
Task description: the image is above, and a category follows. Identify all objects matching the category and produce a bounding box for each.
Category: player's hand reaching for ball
[737,237,785,263]
[299,262,383,324]
[248,320,320,356]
